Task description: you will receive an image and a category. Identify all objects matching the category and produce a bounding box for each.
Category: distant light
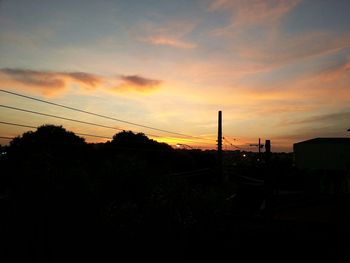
[176,143,193,149]
[243,154,246,157]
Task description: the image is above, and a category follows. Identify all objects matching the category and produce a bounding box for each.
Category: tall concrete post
[264,139,272,220]
[218,111,223,182]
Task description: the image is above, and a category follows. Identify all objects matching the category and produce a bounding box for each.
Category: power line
[0,136,13,140]
[0,89,215,142]
[223,137,241,150]
[0,135,209,152]
[0,104,126,132]
[0,107,215,146]
[0,121,35,130]
[0,129,210,151]
[0,119,216,148]
[0,121,112,140]
[0,120,215,146]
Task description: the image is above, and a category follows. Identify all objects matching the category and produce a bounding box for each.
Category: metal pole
[265,140,271,163]
[218,111,222,153]
[218,111,223,182]
[264,139,272,220]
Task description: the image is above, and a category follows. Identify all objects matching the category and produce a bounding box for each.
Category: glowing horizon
[1,0,350,152]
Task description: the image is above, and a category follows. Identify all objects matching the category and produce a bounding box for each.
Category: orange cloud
[140,35,196,49]
[113,75,162,93]
[120,75,161,87]
[193,30,350,88]
[0,69,67,97]
[316,57,350,82]
[233,58,350,105]
[0,68,102,95]
[0,68,163,97]
[174,54,350,130]
[135,19,198,49]
[0,69,65,88]
[65,72,102,88]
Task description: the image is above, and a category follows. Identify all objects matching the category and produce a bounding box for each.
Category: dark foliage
[1,125,349,261]
[111,130,172,151]
[0,125,224,261]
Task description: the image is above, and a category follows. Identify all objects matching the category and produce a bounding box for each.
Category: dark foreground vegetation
[1,125,350,262]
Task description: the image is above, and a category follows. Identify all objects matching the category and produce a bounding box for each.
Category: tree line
[0,125,233,262]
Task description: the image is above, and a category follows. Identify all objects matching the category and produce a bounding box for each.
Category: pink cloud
[112,75,162,93]
[315,58,350,82]
[0,69,163,97]
[66,72,102,88]
[140,35,196,49]
[0,69,68,97]
[238,32,350,66]
[135,20,198,49]
[210,0,301,32]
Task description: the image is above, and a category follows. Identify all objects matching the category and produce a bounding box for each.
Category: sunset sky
[1,0,350,151]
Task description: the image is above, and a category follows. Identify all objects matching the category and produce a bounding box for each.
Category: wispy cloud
[65,72,102,88]
[315,57,350,82]
[274,125,350,144]
[0,68,66,89]
[209,0,301,34]
[0,68,163,96]
[120,75,161,87]
[114,75,162,92]
[140,35,196,49]
[237,32,350,67]
[229,56,350,104]
[205,1,350,79]
[0,68,68,97]
[212,0,301,25]
[135,20,198,49]
[283,111,350,126]
[205,1,350,89]
[197,30,350,86]
[0,68,103,96]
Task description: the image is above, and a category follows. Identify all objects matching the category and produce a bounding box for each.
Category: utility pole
[265,139,271,163]
[264,139,272,220]
[218,111,223,182]
[249,138,264,160]
[218,111,222,153]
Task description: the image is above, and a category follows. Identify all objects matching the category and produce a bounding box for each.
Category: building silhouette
[294,138,350,193]
[294,138,350,171]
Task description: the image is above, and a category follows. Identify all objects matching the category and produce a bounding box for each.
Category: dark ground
[1,127,350,262]
[2,181,350,262]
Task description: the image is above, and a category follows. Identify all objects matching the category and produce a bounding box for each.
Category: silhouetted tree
[9,124,85,153]
[1,126,235,261]
[4,125,98,261]
[7,124,88,198]
[111,130,172,151]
